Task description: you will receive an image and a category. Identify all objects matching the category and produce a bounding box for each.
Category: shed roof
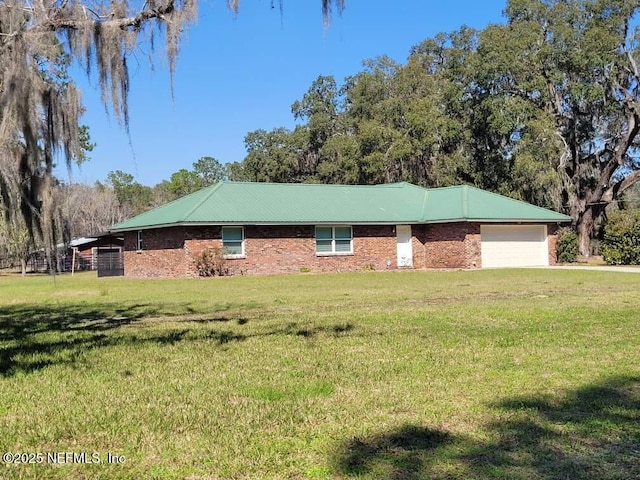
[110,182,570,232]
[68,237,98,247]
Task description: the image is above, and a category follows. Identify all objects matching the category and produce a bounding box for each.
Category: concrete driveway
[548,265,640,273]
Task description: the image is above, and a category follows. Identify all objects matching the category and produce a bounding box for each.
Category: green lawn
[0,269,638,479]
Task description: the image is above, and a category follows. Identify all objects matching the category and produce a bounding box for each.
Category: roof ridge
[225,181,413,189]
[180,182,225,220]
[425,184,468,192]
[462,185,469,218]
[420,189,429,221]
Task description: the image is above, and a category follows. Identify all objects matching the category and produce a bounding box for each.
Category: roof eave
[422,217,571,224]
[111,216,570,233]
[111,220,419,232]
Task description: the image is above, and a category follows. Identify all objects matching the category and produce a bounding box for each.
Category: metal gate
[96,249,124,277]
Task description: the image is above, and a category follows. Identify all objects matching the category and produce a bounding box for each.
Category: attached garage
[481,225,549,268]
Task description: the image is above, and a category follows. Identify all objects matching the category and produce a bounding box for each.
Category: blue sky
[68,0,510,187]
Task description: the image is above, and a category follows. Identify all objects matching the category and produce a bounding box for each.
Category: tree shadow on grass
[0,303,162,338]
[0,303,356,377]
[335,425,453,480]
[467,375,640,480]
[333,376,640,479]
[0,303,192,376]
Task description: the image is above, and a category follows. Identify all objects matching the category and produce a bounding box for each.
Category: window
[222,226,244,257]
[136,231,143,251]
[315,226,353,255]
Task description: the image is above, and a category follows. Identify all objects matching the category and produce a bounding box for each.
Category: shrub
[602,209,640,265]
[195,247,229,276]
[556,227,579,263]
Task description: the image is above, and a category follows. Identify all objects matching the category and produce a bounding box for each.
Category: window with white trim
[136,230,144,251]
[315,226,353,255]
[222,226,245,257]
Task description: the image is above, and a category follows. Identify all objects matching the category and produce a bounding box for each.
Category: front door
[396,225,413,267]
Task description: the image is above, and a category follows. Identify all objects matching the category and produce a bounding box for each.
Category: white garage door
[481,225,548,268]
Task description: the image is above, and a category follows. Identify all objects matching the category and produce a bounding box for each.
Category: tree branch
[597,110,640,202]
[35,0,177,32]
[603,169,640,203]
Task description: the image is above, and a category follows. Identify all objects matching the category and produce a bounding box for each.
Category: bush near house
[556,227,579,263]
[602,209,640,265]
[194,247,229,276]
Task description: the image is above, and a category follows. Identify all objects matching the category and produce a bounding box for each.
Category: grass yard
[0,269,638,479]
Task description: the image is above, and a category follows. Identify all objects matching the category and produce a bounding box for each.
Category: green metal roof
[421,185,572,222]
[110,182,571,232]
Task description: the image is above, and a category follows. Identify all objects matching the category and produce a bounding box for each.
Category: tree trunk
[577,207,594,258]
[20,258,27,277]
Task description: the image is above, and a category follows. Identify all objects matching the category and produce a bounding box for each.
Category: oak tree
[475,0,640,255]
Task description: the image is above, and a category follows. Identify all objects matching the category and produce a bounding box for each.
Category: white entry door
[396,225,413,267]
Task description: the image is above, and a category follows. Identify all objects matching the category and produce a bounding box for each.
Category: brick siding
[547,224,559,265]
[123,227,188,278]
[184,225,398,276]
[417,223,481,269]
[122,222,560,277]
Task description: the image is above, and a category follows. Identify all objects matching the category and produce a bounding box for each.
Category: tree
[292,75,342,172]
[602,209,640,264]
[193,157,228,186]
[59,182,128,238]
[167,169,203,198]
[344,50,472,186]
[240,128,302,182]
[473,0,640,256]
[0,0,345,250]
[105,170,153,216]
[0,209,34,276]
[76,126,97,165]
[0,0,193,249]
[159,157,229,201]
[150,180,175,207]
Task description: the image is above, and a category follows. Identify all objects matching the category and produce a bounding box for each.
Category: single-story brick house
[109,182,571,277]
